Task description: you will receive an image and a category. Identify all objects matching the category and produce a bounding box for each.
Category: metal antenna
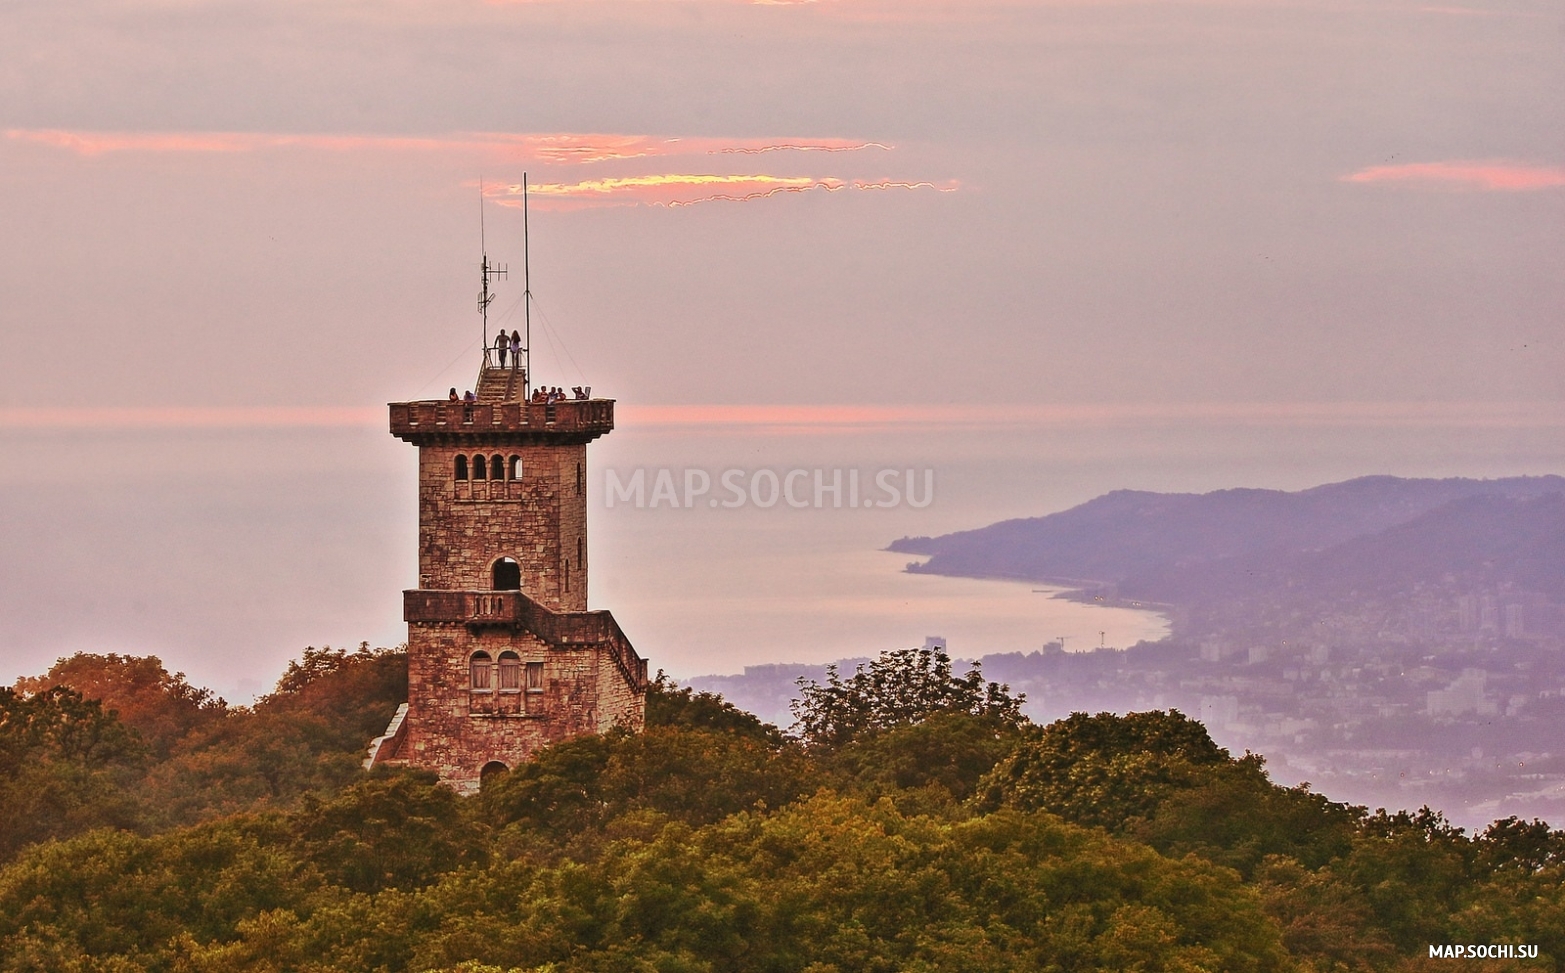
[478,179,508,367]
[522,172,532,398]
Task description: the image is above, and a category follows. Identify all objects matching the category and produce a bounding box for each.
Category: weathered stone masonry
[366,367,648,793]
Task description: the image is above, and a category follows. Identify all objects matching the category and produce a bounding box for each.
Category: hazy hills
[889,475,1565,605]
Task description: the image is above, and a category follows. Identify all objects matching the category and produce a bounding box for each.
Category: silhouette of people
[494,332,508,368]
[448,388,459,402]
[510,331,521,370]
[463,390,476,404]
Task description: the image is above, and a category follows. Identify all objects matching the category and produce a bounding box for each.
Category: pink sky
[1,0,1561,691]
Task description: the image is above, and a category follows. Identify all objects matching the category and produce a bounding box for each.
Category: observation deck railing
[389,399,614,440]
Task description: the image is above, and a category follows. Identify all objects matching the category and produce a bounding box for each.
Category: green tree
[791,646,1025,750]
[291,769,488,894]
[976,710,1231,829]
[827,710,1025,806]
[402,794,1293,973]
[1334,807,1475,954]
[0,817,321,970]
[978,710,1362,877]
[483,725,811,847]
[1253,856,1396,971]
[0,686,147,861]
[140,644,408,825]
[14,653,226,758]
[1474,816,1565,874]
[646,675,785,745]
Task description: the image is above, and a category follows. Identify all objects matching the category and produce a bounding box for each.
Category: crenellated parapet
[389,398,614,446]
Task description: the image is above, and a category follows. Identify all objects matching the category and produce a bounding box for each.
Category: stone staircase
[474,365,524,404]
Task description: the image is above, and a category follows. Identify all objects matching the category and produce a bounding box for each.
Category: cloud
[1342,160,1565,192]
[491,173,956,208]
[4,129,944,209]
[4,129,891,163]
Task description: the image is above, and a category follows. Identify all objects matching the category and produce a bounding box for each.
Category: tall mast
[523,173,532,398]
[478,180,507,367]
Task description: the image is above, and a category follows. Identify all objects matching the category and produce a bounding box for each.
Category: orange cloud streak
[1342,160,1565,191]
[5,129,892,163]
[492,173,957,208]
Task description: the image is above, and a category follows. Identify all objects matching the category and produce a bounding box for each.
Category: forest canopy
[2,646,1561,972]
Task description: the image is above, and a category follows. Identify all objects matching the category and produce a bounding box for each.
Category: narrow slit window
[576,462,584,495]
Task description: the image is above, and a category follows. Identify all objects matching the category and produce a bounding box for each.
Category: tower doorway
[492,557,521,590]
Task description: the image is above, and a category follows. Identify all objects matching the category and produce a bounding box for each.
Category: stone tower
[366,364,648,792]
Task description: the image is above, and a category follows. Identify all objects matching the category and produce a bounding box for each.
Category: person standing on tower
[494,332,508,368]
[510,330,521,371]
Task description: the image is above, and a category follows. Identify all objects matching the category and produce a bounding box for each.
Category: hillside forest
[2,645,1563,972]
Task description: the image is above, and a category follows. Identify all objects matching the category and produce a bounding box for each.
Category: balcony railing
[388,399,615,441]
[404,589,648,691]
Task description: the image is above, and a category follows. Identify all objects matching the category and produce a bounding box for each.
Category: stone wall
[418,442,587,612]
[403,621,643,793]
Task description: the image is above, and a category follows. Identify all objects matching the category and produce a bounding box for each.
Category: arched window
[480,761,508,788]
[492,557,521,591]
[498,651,521,690]
[454,455,468,480]
[472,455,487,480]
[470,651,493,691]
[510,455,523,480]
[491,455,505,481]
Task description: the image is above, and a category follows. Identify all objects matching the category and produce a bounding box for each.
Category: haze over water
[5,411,1560,701]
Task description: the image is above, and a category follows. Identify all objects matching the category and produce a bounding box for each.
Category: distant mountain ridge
[1122,492,1565,605]
[889,476,1565,602]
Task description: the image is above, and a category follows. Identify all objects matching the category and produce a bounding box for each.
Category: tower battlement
[388,397,614,445]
